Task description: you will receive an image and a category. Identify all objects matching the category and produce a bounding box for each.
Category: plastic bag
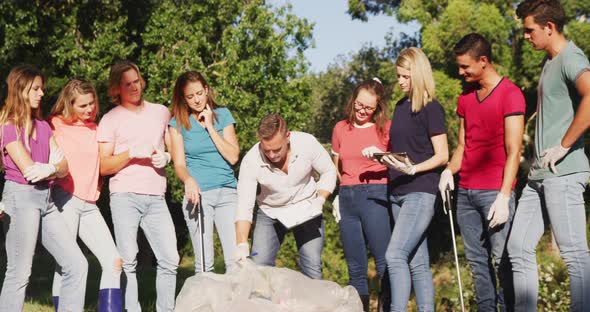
[175,259,362,312]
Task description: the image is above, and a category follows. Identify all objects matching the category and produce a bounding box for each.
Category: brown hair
[171,71,219,130]
[0,65,45,150]
[107,60,146,105]
[516,0,566,33]
[50,79,99,123]
[257,114,288,140]
[453,33,492,61]
[344,78,389,138]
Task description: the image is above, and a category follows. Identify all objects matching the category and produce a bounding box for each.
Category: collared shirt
[235,131,337,222]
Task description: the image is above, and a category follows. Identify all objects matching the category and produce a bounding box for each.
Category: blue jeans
[456,188,515,312]
[182,187,237,273]
[507,172,590,312]
[386,192,435,312]
[0,181,88,312]
[110,192,179,312]
[251,209,324,279]
[339,184,391,296]
[51,186,121,295]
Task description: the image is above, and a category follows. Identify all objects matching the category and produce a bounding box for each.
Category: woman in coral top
[331,78,392,311]
[49,79,122,312]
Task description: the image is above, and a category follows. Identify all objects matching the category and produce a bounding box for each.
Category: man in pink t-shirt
[439,34,525,311]
[97,61,178,312]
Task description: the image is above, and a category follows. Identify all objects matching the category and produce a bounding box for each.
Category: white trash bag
[175,259,362,312]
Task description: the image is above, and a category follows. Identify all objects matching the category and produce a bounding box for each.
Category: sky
[269,0,420,72]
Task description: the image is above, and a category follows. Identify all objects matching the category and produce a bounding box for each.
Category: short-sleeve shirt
[97,101,170,195]
[530,41,590,180]
[457,78,525,189]
[169,107,237,192]
[51,116,101,202]
[1,119,52,185]
[389,98,446,195]
[331,120,390,186]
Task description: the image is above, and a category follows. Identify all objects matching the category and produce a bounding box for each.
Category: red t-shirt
[331,120,390,186]
[457,78,525,189]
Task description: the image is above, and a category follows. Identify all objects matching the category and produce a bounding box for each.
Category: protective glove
[49,147,64,165]
[234,242,250,262]
[540,144,570,174]
[151,149,171,168]
[332,195,341,223]
[438,169,454,209]
[129,144,154,159]
[381,154,416,175]
[24,162,57,183]
[361,146,384,160]
[0,201,5,219]
[487,192,511,229]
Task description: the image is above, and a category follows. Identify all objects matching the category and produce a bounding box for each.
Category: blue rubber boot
[52,296,59,311]
[98,288,122,312]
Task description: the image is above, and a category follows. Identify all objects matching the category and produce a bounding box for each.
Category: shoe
[360,294,370,312]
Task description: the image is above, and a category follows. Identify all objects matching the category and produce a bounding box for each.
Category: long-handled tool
[193,197,206,273]
[444,186,465,312]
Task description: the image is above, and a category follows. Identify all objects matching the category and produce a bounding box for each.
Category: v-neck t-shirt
[456,78,525,189]
[169,107,237,192]
[1,119,52,185]
[97,101,170,195]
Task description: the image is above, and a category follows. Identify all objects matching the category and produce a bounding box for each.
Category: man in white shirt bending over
[234,113,337,279]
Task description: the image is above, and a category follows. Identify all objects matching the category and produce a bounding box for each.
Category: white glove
[234,242,250,262]
[332,195,341,223]
[129,144,154,159]
[438,169,454,210]
[540,144,570,174]
[381,154,416,175]
[49,147,64,165]
[487,192,511,229]
[0,201,5,218]
[361,146,384,160]
[151,149,170,168]
[24,162,57,183]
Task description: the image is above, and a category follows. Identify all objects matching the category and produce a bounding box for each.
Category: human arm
[311,137,337,200]
[381,133,449,174]
[48,136,68,179]
[169,126,200,204]
[234,152,259,245]
[200,105,240,165]
[487,114,524,228]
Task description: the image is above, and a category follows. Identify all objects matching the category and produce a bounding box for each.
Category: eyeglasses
[354,101,377,113]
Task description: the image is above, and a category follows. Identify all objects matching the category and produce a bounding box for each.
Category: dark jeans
[456,188,515,312]
[339,184,392,296]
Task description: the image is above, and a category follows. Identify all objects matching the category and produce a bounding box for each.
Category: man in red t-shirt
[439,33,525,311]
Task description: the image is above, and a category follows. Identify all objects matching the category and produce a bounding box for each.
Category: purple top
[1,119,52,184]
[389,97,446,195]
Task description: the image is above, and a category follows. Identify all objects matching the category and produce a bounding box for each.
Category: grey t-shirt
[530,41,590,180]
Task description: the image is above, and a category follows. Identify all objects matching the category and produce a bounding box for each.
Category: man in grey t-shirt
[509,1,590,311]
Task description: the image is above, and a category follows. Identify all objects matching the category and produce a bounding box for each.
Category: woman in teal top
[169,71,240,273]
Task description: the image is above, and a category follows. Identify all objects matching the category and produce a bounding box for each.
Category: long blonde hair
[396,47,435,112]
[50,79,99,123]
[0,65,45,150]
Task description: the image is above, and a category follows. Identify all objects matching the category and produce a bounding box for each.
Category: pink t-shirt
[457,78,525,189]
[331,120,390,186]
[1,119,52,185]
[97,101,170,195]
[51,116,101,202]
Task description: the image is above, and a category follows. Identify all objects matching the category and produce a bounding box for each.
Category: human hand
[24,162,57,183]
[129,144,154,159]
[381,154,416,175]
[185,177,201,205]
[540,144,570,174]
[361,146,384,160]
[151,149,170,169]
[234,242,250,262]
[487,193,511,229]
[438,169,454,209]
[198,104,214,130]
[311,196,326,214]
[332,195,341,223]
[0,201,5,219]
